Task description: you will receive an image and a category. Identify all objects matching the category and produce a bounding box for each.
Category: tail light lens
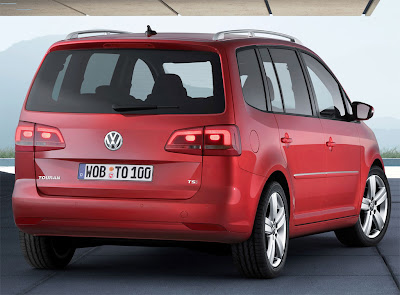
[35,125,65,151]
[204,125,241,156]
[15,122,34,151]
[165,125,241,156]
[15,122,65,152]
[164,128,203,155]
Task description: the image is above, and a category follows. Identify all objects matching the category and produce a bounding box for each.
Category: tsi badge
[104,131,123,151]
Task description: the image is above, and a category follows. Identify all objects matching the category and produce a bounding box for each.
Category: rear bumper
[12,168,265,243]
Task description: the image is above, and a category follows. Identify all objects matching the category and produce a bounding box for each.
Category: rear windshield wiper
[112,104,180,112]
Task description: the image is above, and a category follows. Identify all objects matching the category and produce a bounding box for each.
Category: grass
[381,147,400,158]
[0,147,399,158]
[0,147,15,158]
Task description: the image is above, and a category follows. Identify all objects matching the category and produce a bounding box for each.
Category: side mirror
[351,101,374,121]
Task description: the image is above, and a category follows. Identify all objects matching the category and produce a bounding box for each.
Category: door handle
[326,137,336,150]
[281,133,292,144]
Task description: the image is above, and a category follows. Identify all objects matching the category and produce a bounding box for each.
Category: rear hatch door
[24,44,231,200]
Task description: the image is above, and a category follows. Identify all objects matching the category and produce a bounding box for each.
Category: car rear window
[26,49,225,114]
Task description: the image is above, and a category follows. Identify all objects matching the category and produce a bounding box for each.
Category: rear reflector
[15,121,65,152]
[15,217,43,225]
[165,125,241,156]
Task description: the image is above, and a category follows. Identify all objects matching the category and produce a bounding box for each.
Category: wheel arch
[248,167,294,232]
[264,170,291,215]
[372,158,384,170]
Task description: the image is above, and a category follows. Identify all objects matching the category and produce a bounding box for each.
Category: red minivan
[13,29,391,278]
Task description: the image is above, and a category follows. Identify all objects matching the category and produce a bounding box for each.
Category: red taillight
[15,122,34,151]
[165,128,203,155]
[165,125,241,156]
[204,125,241,156]
[35,125,65,151]
[15,122,65,152]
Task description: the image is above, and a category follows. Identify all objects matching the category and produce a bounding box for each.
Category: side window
[80,53,119,94]
[302,53,347,120]
[130,59,155,101]
[259,48,284,112]
[236,49,267,111]
[269,49,312,116]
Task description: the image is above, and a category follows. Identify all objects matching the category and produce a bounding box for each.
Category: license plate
[78,164,153,181]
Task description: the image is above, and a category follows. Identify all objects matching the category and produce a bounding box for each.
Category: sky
[0,0,399,123]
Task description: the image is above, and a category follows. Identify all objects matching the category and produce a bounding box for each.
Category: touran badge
[104,131,123,151]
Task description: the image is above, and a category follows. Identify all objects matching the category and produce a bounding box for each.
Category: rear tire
[335,166,391,247]
[19,231,75,269]
[232,181,289,278]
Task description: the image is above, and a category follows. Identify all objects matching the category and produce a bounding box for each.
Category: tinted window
[164,61,213,98]
[302,53,346,120]
[81,53,119,94]
[52,54,71,101]
[269,49,312,116]
[237,49,266,111]
[259,48,283,112]
[26,49,225,114]
[130,59,154,101]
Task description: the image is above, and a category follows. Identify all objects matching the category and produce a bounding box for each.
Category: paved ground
[1,172,399,295]
[0,0,377,16]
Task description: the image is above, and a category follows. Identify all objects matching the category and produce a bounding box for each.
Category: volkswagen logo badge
[104,131,123,151]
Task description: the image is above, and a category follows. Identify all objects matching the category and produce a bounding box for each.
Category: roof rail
[213,29,303,45]
[65,30,132,40]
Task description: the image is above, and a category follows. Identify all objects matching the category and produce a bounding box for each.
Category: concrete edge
[382,158,400,167]
[0,158,15,166]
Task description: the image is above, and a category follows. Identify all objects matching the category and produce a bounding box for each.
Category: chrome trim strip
[326,171,359,175]
[294,171,359,178]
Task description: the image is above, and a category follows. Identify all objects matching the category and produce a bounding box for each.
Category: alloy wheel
[360,175,389,239]
[265,192,287,267]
